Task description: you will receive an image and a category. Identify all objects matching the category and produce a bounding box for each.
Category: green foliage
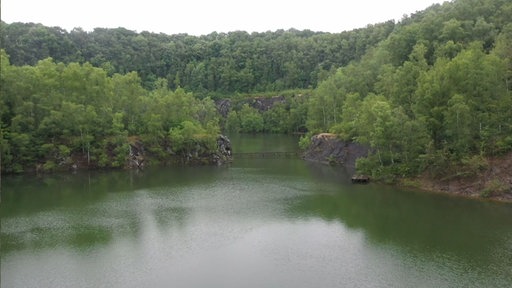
[225,111,241,133]
[263,103,288,133]
[238,104,264,133]
[306,70,346,132]
[169,121,217,154]
[2,0,511,177]
[304,0,512,179]
[0,52,222,172]
[459,155,489,176]
[298,133,313,150]
[1,22,394,96]
[480,178,509,198]
[42,160,57,172]
[225,93,309,134]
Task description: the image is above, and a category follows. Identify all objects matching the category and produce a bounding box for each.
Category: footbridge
[232,151,301,159]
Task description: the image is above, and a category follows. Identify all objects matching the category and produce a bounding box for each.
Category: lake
[1,134,511,287]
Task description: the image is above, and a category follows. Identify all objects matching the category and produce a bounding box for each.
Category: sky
[2,0,444,36]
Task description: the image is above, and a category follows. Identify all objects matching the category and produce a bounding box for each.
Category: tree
[376,43,429,116]
[238,104,264,133]
[306,69,346,132]
[444,94,472,158]
[263,103,288,133]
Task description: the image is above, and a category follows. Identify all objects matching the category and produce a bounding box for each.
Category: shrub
[480,178,509,198]
[298,133,312,150]
[42,160,56,172]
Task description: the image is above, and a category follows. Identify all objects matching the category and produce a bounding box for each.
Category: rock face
[127,135,233,168]
[303,133,369,173]
[248,95,286,112]
[215,95,288,116]
[128,139,146,169]
[216,99,231,118]
[212,135,233,165]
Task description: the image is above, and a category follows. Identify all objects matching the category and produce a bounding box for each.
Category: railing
[232,151,301,159]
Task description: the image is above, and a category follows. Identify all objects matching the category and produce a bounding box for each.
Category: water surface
[2,134,511,287]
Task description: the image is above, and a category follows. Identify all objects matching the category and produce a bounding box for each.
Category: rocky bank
[412,152,512,202]
[36,135,233,173]
[302,133,369,174]
[127,135,233,169]
[303,133,512,202]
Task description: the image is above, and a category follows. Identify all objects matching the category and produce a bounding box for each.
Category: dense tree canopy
[0,51,220,172]
[306,0,512,178]
[1,21,395,95]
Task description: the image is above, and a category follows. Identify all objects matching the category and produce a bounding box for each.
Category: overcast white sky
[2,0,444,35]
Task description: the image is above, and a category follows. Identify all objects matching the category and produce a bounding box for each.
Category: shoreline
[397,178,512,204]
[302,133,512,203]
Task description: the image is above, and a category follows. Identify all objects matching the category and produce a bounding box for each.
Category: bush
[480,179,509,198]
[42,160,56,172]
[460,155,488,174]
[298,133,312,150]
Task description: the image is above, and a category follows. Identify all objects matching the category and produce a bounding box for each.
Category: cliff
[127,135,233,169]
[216,95,289,117]
[302,133,369,173]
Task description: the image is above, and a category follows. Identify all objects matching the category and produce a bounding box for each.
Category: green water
[1,134,511,288]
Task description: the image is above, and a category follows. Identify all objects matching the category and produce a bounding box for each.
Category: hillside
[0,20,395,95]
[303,0,512,186]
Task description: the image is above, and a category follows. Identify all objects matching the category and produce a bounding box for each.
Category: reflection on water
[1,166,222,254]
[287,183,512,274]
[2,134,512,288]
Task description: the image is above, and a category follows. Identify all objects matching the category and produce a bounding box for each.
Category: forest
[1,0,511,179]
[0,20,394,96]
[304,0,512,180]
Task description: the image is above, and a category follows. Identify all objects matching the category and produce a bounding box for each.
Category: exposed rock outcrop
[128,135,232,168]
[302,135,512,202]
[215,95,289,116]
[248,95,286,112]
[128,139,145,169]
[212,135,233,165]
[216,99,231,118]
[302,133,369,173]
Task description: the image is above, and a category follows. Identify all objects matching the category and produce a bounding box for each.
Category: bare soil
[412,152,512,203]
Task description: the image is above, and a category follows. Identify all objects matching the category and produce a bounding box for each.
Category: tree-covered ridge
[0,51,222,173]
[305,0,512,180]
[0,20,395,95]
